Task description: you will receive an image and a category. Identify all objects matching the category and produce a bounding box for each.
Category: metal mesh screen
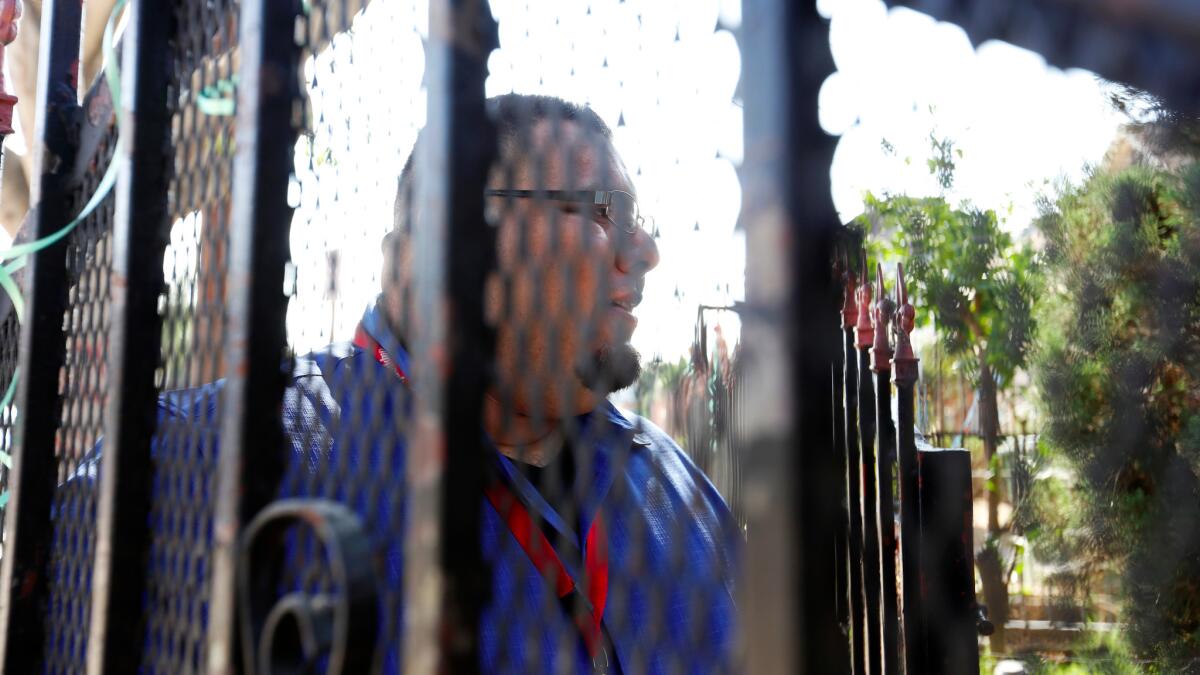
[3,1,1198,673]
[138,2,238,672]
[487,8,741,672]
[275,2,743,673]
[278,2,422,671]
[41,118,119,675]
[0,309,18,556]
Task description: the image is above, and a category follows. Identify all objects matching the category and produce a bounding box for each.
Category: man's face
[486,118,660,420]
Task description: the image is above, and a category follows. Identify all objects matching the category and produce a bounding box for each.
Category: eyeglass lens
[608,191,639,233]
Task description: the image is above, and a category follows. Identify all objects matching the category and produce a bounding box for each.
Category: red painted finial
[870,262,894,373]
[841,251,857,330]
[855,249,873,349]
[0,0,21,137]
[892,262,919,385]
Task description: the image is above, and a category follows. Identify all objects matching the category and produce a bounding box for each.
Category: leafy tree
[858,136,1038,652]
[1033,157,1200,668]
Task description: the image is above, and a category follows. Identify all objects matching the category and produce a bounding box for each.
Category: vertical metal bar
[404,1,497,672]
[917,448,980,675]
[206,0,300,671]
[0,0,83,669]
[740,2,846,673]
[86,2,174,672]
[893,264,925,674]
[855,263,884,674]
[843,274,867,675]
[832,277,851,647]
[870,264,901,675]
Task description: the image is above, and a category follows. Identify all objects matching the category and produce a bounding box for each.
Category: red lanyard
[484,481,610,663]
[353,324,408,384]
[353,322,611,666]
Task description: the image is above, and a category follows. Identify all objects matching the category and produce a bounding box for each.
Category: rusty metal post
[917,447,981,675]
[855,253,883,673]
[0,0,81,669]
[843,265,868,674]
[207,0,301,671]
[893,263,925,674]
[86,1,173,672]
[870,263,901,675]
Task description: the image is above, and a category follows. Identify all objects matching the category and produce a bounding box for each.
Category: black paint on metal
[895,383,925,674]
[833,296,851,644]
[739,1,847,671]
[0,0,83,669]
[792,7,848,672]
[85,3,175,672]
[238,499,380,675]
[434,1,498,669]
[211,0,302,670]
[873,346,900,674]
[844,324,867,674]
[917,448,981,674]
[858,346,884,673]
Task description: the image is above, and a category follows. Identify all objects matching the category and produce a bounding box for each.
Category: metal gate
[0,1,1192,674]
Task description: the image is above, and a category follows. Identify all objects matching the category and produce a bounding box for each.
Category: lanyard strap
[484,481,610,663]
[353,323,408,384]
[353,321,611,667]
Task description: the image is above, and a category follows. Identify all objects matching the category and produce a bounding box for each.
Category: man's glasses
[485,189,649,235]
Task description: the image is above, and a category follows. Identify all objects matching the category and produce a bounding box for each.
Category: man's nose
[615,225,660,276]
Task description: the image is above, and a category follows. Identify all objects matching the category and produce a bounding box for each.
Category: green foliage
[998,629,1142,674]
[862,134,1041,654]
[634,355,688,419]
[859,192,1037,386]
[1033,161,1200,667]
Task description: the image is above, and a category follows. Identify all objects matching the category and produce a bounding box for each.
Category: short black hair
[393,93,613,233]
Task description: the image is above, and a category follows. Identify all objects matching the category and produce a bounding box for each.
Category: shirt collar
[359,297,646,548]
[491,400,641,572]
[359,298,412,378]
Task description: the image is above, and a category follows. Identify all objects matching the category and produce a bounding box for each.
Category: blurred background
[3,0,1198,671]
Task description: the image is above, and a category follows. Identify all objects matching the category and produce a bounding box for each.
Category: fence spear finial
[871,262,894,372]
[855,249,873,349]
[841,249,857,330]
[893,262,919,385]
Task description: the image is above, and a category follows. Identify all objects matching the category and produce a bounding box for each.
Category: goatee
[575,343,641,393]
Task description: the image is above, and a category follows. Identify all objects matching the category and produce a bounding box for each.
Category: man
[78,94,737,673]
[309,93,738,673]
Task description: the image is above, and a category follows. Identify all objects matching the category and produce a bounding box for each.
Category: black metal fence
[0,1,1192,674]
[816,240,983,675]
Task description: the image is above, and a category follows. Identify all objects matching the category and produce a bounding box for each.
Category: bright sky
[0,0,1128,371]
[287,0,746,364]
[819,0,1125,230]
[283,0,1128,367]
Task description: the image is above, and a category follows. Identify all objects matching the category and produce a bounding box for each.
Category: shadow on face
[382,116,660,425]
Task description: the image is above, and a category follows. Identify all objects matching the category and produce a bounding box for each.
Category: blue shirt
[71,302,739,674]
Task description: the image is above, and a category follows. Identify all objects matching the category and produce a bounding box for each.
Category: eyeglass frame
[484,188,649,235]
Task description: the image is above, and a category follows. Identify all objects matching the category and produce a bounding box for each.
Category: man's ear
[382,229,402,256]
[380,230,410,291]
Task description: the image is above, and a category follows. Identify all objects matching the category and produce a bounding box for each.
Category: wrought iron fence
[0,1,1191,674]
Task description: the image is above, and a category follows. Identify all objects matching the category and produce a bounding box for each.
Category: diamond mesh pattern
[278,2,422,671]
[138,2,238,672]
[482,7,741,673]
[272,2,745,673]
[41,120,119,675]
[0,310,19,557]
